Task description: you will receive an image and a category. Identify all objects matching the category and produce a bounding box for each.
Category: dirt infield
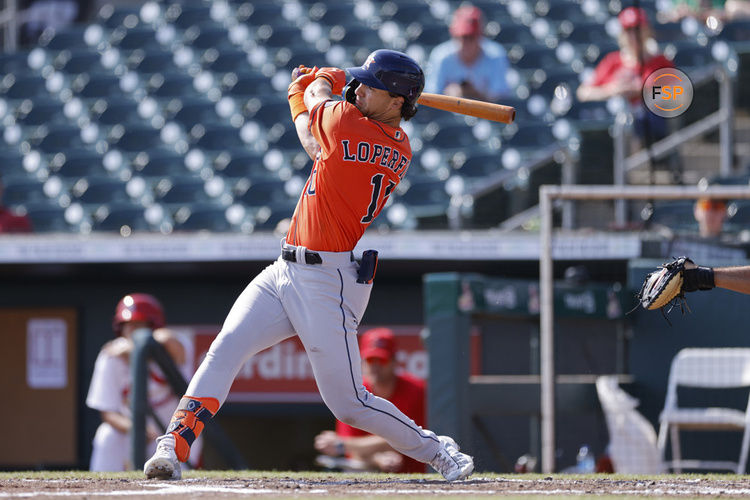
[3,474,750,499]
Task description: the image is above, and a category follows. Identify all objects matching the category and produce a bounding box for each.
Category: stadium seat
[563,21,613,45]
[266,124,301,151]
[30,124,84,153]
[183,23,231,50]
[190,123,245,150]
[236,178,291,207]
[172,202,234,232]
[0,51,32,75]
[0,150,28,179]
[108,123,163,152]
[256,25,304,48]
[154,177,214,205]
[213,149,271,179]
[39,25,91,50]
[54,48,105,74]
[48,148,105,177]
[235,2,284,25]
[147,72,197,98]
[170,5,213,30]
[328,23,383,52]
[717,19,750,44]
[2,177,49,205]
[91,201,151,232]
[451,151,503,179]
[97,5,141,29]
[653,21,691,42]
[127,48,179,74]
[1,74,48,99]
[503,123,557,149]
[14,97,66,126]
[89,95,144,126]
[131,147,189,178]
[666,41,717,71]
[492,24,537,46]
[542,2,589,24]
[110,26,160,51]
[165,96,221,129]
[406,21,450,47]
[72,73,123,98]
[512,45,568,73]
[70,175,131,204]
[421,123,477,149]
[249,95,291,127]
[22,200,71,232]
[251,199,297,231]
[202,48,250,73]
[396,179,450,216]
[308,3,355,26]
[221,70,274,97]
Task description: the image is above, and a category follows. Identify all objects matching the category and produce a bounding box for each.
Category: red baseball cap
[360,328,396,362]
[618,7,649,29]
[450,5,484,38]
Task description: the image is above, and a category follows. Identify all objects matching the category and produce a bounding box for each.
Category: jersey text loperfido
[286,100,411,252]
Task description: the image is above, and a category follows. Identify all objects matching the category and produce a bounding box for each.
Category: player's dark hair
[389,91,418,121]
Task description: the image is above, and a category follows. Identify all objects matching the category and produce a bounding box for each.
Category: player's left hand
[316,67,347,95]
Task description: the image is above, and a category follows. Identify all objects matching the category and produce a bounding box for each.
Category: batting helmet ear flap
[345,79,360,105]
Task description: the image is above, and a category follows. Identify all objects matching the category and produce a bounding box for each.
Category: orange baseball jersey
[285,100,411,252]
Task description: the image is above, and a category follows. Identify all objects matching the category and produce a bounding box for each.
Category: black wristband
[683,266,715,292]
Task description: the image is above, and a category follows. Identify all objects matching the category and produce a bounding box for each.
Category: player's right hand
[288,66,319,97]
[291,64,316,81]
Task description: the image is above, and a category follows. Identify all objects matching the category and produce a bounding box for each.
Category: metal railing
[130,328,248,470]
[538,184,750,473]
[0,0,18,51]
[612,65,736,224]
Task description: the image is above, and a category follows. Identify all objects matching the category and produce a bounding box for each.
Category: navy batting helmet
[345,49,424,120]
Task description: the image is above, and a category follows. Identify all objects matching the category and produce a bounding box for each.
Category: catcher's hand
[637,256,716,314]
[638,256,693,311]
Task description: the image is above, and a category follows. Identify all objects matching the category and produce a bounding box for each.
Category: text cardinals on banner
[186,325,481,403]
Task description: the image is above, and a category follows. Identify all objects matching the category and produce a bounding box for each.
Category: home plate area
[5,476,750,498]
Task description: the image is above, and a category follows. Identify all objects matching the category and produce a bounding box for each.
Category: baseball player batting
[143,49,474,481]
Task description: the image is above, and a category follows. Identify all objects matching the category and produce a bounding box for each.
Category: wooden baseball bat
[417,93,515,124]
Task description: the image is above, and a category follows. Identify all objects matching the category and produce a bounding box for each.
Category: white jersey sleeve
[86,341,130,414]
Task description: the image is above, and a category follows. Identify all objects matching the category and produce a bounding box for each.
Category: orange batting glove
[288,66,319,121]
[315,67,346,95]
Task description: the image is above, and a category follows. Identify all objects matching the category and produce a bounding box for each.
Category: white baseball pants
[185,243,442,463]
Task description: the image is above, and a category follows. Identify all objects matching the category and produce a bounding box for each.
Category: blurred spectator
[86,293,200,471]
[0,175,33,233]
[424,4,511,102]
[19,0,93,46]
[576,7,673,140]
[693,197,728,238]
[314,328,426,473]
[659,0,750,22]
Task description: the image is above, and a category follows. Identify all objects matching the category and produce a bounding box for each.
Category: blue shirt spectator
[424,5,511,102]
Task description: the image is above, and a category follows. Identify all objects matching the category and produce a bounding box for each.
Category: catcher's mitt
[637,256,693,311]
